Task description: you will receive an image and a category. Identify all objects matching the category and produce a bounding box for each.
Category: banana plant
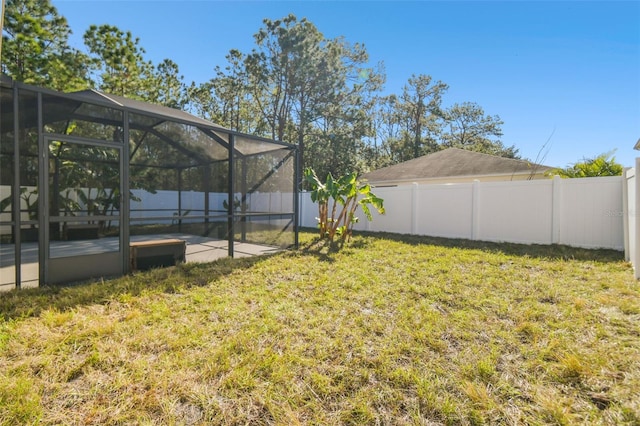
[0,188,39,222]
[223,196,247,212]
[304,168,331,238]
[304,168,385,243]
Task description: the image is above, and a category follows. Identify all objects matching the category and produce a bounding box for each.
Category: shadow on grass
[352,230,625,263]
[296,237,339,263]
[297,227,625,262]
[0,254,271,321]
[297,227,389,260]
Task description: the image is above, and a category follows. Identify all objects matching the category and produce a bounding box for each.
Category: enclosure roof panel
[1,77,296,165]
[70,89,227,130]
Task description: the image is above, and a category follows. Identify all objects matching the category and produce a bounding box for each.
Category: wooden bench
[130,239,186,271]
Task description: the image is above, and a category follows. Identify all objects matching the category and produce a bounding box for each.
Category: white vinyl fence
[300,175,626,251]
[0,188,295,232]
[3,170,640,277]
[0,176,630,252]
[129,190,294,220]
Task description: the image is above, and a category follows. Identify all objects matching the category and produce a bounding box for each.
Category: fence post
[623,168,630,261]
[366,197,372,231]
[635,158,640,279]
[552,175,562,244]
[471,180,480,240]
[411,182,419,235]
[299,192,304,228]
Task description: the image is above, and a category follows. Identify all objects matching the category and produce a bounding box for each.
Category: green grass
[1,231,639,425]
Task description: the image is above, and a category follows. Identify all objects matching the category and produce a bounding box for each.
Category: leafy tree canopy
[441,102,517,159]
[2,3,526,179]
[548,152,623,178]
[1,0,90,91]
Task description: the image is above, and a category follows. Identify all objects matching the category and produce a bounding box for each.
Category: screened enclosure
[0,76,298,289]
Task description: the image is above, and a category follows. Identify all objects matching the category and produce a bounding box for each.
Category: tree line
[2,0,518,180]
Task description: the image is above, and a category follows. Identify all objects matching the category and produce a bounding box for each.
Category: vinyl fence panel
[356,186,413,234]
[476,180,553,245]
[558,176,624,250]
[415,183,473,239]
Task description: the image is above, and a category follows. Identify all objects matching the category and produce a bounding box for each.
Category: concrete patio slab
[0,234,284,291]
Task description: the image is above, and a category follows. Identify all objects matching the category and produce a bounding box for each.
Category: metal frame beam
[12,83,21,289]
[227,134,235,257]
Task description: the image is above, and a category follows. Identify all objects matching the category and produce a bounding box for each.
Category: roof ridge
[441,147,542,166]
[89,90,124,107]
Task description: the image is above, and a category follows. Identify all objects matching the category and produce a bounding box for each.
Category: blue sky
[52,0,640,168]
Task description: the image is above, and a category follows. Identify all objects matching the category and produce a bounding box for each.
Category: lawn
[1,231,638,425]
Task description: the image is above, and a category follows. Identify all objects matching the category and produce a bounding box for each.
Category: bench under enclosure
[129,239,186,271]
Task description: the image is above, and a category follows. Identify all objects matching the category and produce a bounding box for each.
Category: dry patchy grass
[1,231,638,425]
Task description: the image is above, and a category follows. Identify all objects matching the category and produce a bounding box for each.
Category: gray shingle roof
[363,148,552,183]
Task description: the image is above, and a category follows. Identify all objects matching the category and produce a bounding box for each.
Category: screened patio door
[44,136,124,284]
